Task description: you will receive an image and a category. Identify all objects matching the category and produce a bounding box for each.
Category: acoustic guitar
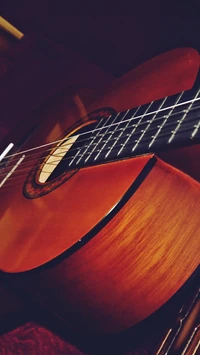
[0,47,199,335]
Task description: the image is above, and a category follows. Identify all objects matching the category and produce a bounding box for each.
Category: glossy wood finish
[87,48,200,112]
[0,154,151,272]
[0,34,115,318]
[1,48,200,334]
[15,157,200,334]
[86,47,200,182]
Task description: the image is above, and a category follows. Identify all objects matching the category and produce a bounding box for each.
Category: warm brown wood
[0,154,151,272]
[87,47,200,182]
[0,33,114,319]
[0,47,200,334]
[15,157,200,334]
[87,47,200,112]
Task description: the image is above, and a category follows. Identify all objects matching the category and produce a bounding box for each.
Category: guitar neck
[68,81,200,170]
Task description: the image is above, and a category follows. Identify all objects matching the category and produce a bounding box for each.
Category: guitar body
[1,48,200,334]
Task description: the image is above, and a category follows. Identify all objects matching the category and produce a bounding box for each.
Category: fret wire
[69,116,106,166]
[168,89,200,143]
[131,97,168,152]
[148,123,200,143]
[105,106,141,158]
[30,115,200,165]
[2,88,200,180]
[139,110,200,142]
[92,96,200,141]
[81,115,116,161]
[1,102,200,177]
[72,95,199,154]
[1,116,200,184]
[2,81,200,189]
[148,92,184,148]
[117,102,153,156]
[1,100,199,173]
[43,101,200,161]
[3,100,200,170]
[104,109,130,159]
[94,124,200,161]
[2,95,200,164]
[88,112,120,162]
[75,118,200,165]
[191,120,200,138]
[16,102,200,164]
[42,123,200,166]
[67,102,200,161]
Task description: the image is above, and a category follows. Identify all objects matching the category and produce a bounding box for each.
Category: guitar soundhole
[23,107,115,199]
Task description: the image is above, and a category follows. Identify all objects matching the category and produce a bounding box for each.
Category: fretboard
[68,82,200,169]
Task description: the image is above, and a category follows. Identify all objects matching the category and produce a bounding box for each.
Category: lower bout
[4,156,200,334]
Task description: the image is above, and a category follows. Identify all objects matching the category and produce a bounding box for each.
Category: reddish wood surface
[0,35,115,318]
[0,48,200,334]
[87,47,200,182]
[0,154,151,272]
[17,157,200,334]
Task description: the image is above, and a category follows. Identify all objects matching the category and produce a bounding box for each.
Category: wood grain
[0,34,115,319]
[1,47,200,334]
[14,157,200,334]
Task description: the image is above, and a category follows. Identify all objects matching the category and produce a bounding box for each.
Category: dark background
[0,2,199,354]
[1,1,200,76]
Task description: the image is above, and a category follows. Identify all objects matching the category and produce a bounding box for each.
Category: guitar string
[0,111,199,185]
[0,110,199,180]
[0,100,199,179]
[2,94,200,163]
[0,95,200,188]
[0,120,199,188]
[2,101,200,180]
[1,99,200,177]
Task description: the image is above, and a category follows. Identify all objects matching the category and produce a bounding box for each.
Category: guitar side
[1,48,200,334]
